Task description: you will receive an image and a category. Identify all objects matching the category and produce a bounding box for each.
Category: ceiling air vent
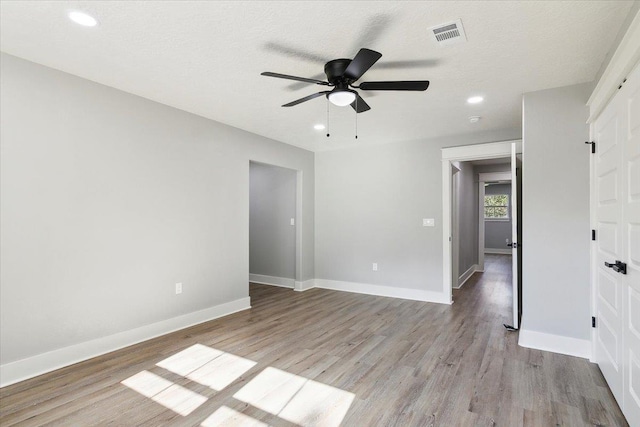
[429,19,467,46]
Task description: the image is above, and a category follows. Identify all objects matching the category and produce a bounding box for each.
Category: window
[484,194,509,219]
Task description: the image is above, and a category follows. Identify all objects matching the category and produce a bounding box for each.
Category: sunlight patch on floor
[233,366,355,427]
[201,406,268,427]
[157,343,256,391]
[188,352,257,391]
[121,370,207,416]
[156,343,223,376]
[122,344,355,425]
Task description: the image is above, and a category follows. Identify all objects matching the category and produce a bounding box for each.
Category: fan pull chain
[326,100,330,138]
[355,97,358,139]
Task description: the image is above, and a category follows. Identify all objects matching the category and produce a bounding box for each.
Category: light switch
[290,218,295,226]
[423,218,435,227]
[372,263,378,271]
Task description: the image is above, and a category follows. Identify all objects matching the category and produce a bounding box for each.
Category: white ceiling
[0,1,634,152]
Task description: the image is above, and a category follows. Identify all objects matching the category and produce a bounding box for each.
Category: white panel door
[622,62,640,427]
[594,62,640,426]
[594,68,625,406]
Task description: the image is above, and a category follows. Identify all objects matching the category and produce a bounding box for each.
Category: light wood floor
[0,255,627,426]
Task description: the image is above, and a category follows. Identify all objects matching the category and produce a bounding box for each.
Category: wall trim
[249,274,295,289]
[518,328,591,360]
[485,248,512,255]
[455,264,478,289]
[294,279,315,292]
[314,279,451,305]
[478,171,512,182]
[0,297,251,388]
[441,140,522,162]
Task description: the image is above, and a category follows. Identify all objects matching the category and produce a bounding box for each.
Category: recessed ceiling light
[469,116,481,123]
[313,124,325,130]
[68,11,98,27]
[467,96,484,104]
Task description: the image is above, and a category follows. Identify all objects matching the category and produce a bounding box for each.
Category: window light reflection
[121,370,207,416]
[157,344,256,391]
[233,367,355,427]
[122,344,355,426]
[201,405,268,427]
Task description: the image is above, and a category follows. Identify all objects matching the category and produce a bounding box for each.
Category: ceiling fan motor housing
[324,59,352,84]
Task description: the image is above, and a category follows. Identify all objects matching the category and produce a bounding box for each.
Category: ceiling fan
[261,48,430,113]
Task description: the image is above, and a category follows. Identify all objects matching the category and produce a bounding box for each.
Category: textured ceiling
[0,1,634,152]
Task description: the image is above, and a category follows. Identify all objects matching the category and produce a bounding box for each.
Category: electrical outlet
[372,263,378,271]
[423,218,435,227]
[175,283,182,295]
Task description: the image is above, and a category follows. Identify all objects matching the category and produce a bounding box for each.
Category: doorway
[249,161,299,289]
[441,140,522,328]
[450,160,481,289]
[451,164,461,288]
[477,163,512,270]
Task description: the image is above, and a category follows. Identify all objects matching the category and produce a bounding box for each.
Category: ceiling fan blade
[350,93,371,113]
[344,48,382,82]
[282,91,331,107]
[358,81,430,91]
[261,72,329,86]
[286,73,328,91]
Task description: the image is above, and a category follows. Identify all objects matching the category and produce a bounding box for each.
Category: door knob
[507,242,518,248]
[605,260,627,275]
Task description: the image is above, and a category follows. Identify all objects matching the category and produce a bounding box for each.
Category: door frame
[248,160,303,289]
[441,140,522,303]
[451,164,461,287]
[588,118,597,364]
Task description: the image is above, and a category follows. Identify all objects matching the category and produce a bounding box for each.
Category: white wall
[249,162,296,280]
[0,54,315,369]
[315,129,521,297]
[521,82,592,343]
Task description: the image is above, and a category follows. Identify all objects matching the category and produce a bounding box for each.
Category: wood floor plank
[0,255,627,426]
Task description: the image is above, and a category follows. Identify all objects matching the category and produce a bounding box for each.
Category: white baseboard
[294,279,315,292]
[249,274,295,289]
[484,248,512,255]
[518,328,591,359]
[455,264,478,289]
[314,279,450,305]
[0,297,251,388]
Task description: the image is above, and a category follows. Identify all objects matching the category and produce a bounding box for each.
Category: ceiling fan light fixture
[328,90,356,107]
